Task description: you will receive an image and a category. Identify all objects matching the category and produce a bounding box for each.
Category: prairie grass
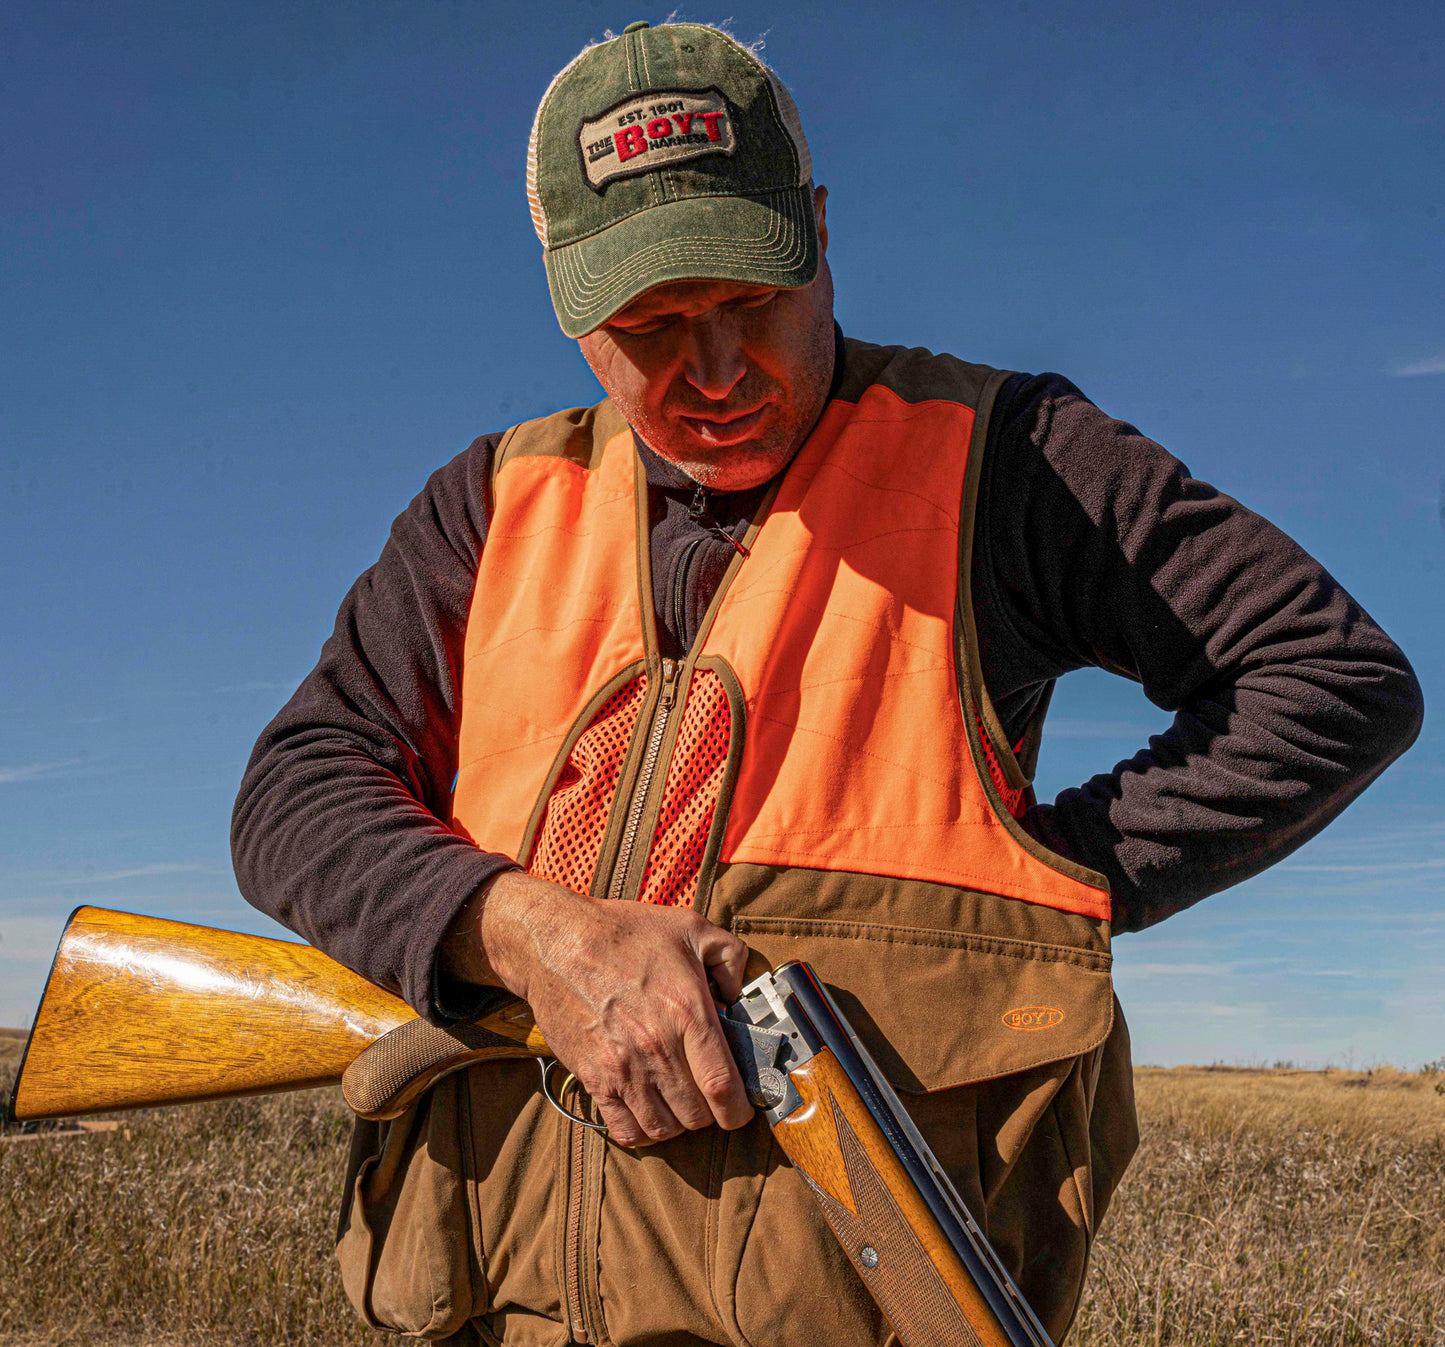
[1072,1066,1445,1347]
[2,1048,1441,1346]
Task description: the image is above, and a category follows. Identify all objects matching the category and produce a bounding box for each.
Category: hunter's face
[577,187,835,492]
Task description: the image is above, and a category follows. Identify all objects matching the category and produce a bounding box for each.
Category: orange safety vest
[451,339,1114,1088]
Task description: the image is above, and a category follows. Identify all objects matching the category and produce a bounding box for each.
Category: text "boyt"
[1002,1005,1065,1031]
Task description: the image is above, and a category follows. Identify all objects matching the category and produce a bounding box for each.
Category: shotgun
[8,907,1054,1347]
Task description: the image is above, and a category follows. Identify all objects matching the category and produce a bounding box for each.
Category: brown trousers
[336,1000,1137,1347]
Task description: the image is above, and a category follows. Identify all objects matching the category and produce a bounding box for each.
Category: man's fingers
[592,1094,648,1148]
[599,1084,684,1147]
[681,1014,753,1131]
[653,1061,719,1134]
[694,923,750,1003]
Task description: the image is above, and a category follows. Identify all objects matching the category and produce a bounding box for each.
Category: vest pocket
[336,1074,481,1339]
[721,871,1113,1093]
[336,1060,568,1341]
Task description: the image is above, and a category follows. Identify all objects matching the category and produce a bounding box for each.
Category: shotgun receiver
[9,907,1054,1347]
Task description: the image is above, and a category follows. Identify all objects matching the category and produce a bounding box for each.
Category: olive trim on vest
[589,668,661,903]
[954,373,1113,897]
[515,660,649,872]
[961,370,1031,796]
[711,863,1109,954]
[615,655,698,901]
[833,338,999,409]
[688,656,747,923]
[581,452,672,902]
[492,400,632,488]
[689,471,783,654]
[632,450,660,667]
[730,915,1111,971]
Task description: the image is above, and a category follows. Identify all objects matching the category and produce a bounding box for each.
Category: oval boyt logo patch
[1002,1005,1065,1031]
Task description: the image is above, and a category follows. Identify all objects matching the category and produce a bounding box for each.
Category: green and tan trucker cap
[527,21,817,337]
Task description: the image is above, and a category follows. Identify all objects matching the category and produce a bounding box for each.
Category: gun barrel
[731,962,1055,1347]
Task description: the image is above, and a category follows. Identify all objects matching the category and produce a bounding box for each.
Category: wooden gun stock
[6,906,548,1123]
[9,912,1052,1347]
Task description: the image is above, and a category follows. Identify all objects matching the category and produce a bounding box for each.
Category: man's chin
[651,434,795,492]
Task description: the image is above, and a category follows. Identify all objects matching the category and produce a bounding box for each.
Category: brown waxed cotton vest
[336,340,1139,1347]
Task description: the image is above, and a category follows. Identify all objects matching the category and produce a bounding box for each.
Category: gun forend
[725,963,1056,1347]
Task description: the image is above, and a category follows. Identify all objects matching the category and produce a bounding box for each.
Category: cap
[526,21,817,338]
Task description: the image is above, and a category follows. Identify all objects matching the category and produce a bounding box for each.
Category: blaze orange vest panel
[452,409,647,860]
[701,387,1105,915]
[451,359,1109,923]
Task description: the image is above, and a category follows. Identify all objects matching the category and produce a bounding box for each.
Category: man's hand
[442,870,754,1147]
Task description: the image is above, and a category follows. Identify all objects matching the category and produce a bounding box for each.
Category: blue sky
[2,0,1440,1067]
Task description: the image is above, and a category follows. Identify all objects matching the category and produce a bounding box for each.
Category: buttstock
[9,907,418,1121]
[772,1047,1016,1347]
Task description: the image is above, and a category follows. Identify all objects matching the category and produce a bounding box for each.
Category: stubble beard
[632,303,836,492]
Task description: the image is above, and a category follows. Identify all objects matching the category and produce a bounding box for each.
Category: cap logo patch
[578,87,736,191]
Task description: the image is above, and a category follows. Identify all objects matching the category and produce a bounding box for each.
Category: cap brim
[545,185,819,339]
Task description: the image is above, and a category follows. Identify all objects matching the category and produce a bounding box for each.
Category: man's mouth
[676,404,770,446]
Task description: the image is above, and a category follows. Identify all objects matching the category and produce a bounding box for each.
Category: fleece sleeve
[970,374,1425,933]
[230,433,518,1021]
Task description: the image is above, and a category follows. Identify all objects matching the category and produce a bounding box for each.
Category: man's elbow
[1346,646,1425,783]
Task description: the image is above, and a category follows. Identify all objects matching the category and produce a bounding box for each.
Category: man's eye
[733,292,778,311]
[613,318,671,336]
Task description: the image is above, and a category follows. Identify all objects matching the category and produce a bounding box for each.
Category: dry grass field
[2,1040,1441,1347]
[1072,1066,1444,1346]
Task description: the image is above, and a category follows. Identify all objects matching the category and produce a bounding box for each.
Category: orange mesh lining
[972,706,1029,820]
[638,668,732,908]
[528,675,647,894]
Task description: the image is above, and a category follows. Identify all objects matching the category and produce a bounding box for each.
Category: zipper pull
[708,522,750,558]
[660,657,680,708]
[689,481,750,557]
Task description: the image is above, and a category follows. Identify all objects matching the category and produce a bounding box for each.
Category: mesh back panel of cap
[639,668,732,908]
[529,675,647,892]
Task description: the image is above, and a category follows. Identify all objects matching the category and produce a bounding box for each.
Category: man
[232,20,1422,1347]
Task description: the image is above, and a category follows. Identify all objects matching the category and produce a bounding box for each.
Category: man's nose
[683,318,746,400]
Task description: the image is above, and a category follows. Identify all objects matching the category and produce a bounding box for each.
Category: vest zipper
[561,659,679,1341]
[563,1103,590,1343]
[605,656,680,903]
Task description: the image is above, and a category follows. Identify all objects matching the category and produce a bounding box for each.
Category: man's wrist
[438,864,525,993]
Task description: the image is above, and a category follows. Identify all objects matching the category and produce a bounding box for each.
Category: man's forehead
[607,277,781,326]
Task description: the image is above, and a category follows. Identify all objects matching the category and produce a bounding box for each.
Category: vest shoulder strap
[836,337,1005,410]
[490,398,631,491]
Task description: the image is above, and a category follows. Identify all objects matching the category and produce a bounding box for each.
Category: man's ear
[813,184,829,254]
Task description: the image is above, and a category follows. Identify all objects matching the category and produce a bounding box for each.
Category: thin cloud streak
[62,864,207,885]
[1278,859,1445,873]
[0,760,83,785]
[1394,351,1445,377]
